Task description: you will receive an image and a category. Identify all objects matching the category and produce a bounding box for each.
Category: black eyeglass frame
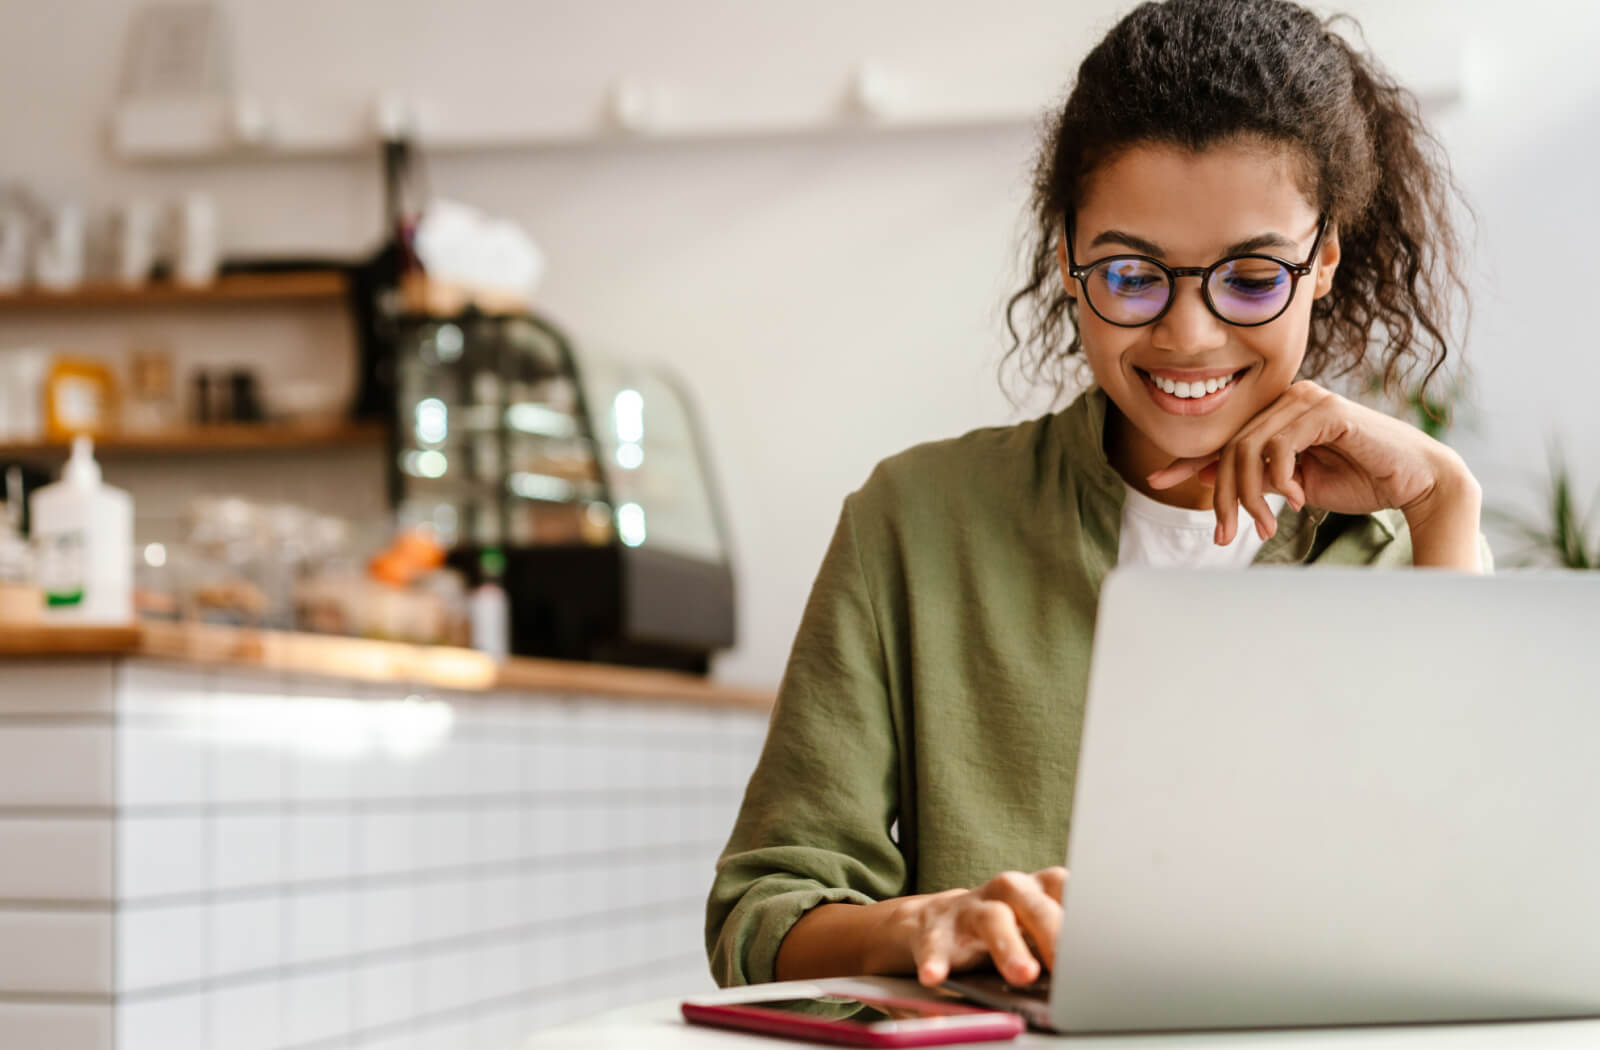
[1064,214,1329,329]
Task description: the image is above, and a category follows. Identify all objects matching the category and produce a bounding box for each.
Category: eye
[1218,262,1288,297]
[1098,260,1165,296]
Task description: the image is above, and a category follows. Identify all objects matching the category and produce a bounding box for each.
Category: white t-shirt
[1117,483,1287,568]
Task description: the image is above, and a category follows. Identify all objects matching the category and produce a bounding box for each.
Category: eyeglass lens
[1086,257,1294,325]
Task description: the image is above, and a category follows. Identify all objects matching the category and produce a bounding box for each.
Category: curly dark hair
[1002,0,1472,407]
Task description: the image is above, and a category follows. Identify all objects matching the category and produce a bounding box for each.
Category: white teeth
[1150,371,1235,398]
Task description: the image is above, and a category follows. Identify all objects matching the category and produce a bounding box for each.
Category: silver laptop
[946,567,1600,1032]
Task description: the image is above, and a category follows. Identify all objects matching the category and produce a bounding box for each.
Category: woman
[706,0,1488,993]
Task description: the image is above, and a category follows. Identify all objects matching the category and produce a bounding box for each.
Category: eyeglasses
[1064,215,1328,328]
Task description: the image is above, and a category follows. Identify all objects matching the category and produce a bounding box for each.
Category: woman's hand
[880,867,1067,988]
[1144,381,1482,568]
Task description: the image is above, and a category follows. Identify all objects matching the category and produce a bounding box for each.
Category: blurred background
[0,1,1598,1046]
[2,0,1591,685]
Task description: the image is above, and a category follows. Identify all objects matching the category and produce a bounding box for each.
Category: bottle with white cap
[30,436,133,624]
[469,547,510,662]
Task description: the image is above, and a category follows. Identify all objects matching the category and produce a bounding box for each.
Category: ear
[1056,231,1077,302]
[1311,223,1341,299]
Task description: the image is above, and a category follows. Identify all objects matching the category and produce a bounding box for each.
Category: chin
[1146,425,1229,461]
[1120,396,1243,454]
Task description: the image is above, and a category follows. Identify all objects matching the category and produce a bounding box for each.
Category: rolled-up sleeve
[705,491,906,986]
[1360,511,1495,573]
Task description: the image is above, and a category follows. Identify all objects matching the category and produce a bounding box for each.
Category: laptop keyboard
[954,971,1051,999]
[1004,973,1051,997]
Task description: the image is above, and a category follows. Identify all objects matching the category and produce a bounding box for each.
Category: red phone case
[682,994,1024,1047]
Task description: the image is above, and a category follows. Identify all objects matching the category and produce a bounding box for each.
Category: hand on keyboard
[882,866,1068,989]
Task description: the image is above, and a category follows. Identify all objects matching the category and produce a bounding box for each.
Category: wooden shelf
[0,624,143,656]
[0,270,348,311]
[0,420,388,458]
[0,621,775,711]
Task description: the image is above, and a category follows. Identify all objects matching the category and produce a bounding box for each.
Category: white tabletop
[523,977,1600,1048]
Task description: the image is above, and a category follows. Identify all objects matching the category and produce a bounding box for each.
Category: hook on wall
[849,60,902,120]
[608,78,664,134]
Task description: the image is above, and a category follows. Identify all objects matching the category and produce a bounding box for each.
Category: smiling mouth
[1132,365,1253,417]
[1134,366,1251,399]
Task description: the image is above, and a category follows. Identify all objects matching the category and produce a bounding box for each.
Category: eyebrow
[1087,229,1298,258]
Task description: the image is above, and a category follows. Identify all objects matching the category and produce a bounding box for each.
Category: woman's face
[1058,140,1341,469]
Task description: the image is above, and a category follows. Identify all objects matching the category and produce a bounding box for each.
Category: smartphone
[681,991,1024,1047]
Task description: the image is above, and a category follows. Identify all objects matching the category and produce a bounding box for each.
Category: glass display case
[574,353,726,564]
[386,311,735,672]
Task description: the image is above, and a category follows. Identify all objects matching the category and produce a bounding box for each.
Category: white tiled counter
[0,628,772,1050]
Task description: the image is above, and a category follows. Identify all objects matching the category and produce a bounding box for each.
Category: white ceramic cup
[0,210,27,291]
[116,199,159,287]
[33,204,85,290]
[174,192,218,287]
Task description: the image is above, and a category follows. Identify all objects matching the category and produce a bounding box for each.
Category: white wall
[1427,3,1600,543]
[1,0,1596,686]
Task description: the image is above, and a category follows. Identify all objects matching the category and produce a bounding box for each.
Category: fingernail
[1213,523,1223,545]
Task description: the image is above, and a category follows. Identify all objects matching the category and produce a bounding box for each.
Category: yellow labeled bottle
[44,356,117,442]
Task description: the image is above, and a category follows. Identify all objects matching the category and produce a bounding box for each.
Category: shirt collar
[1058,384,1127,498]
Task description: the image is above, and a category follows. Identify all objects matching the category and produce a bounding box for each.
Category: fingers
[1149,386,1324,541]
[1226,406,1307,543]
[1231,439,1275,542]
[1146,455,1217,490]
[1036,865,1068,903]
[1146,382,1342,545]
[982,870,1064,973]
[962,899,1040,986]
[1213,437,1240,545]
[1265,434,1307,511]
[1030,867,1068,971]
[915,919,956,987]
[1232,393,1347,535]
[1212,383,1332,544]
[912,869,1070,988]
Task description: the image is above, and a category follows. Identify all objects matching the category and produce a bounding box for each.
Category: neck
[1103,400,1215,511]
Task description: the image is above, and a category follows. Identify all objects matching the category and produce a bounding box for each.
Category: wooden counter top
[0,621,774,711]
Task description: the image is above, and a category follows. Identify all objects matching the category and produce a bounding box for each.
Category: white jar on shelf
[2,350,49,443]
[33,203,85,291]
[173,192,219,286]
[0,208,27,291]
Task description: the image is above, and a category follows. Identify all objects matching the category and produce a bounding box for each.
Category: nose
[1151,275,1228,355]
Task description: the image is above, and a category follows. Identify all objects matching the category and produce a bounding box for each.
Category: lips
[1135,365,1250,383]
[1134,365,1251,417]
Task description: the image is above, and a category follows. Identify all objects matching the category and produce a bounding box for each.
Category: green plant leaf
[1488,440,1600,570]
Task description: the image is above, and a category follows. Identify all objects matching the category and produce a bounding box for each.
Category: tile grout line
[110,659,123,1046]
[0,784,749,820]
[110,896,712,1004]
[0,838,727,914]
